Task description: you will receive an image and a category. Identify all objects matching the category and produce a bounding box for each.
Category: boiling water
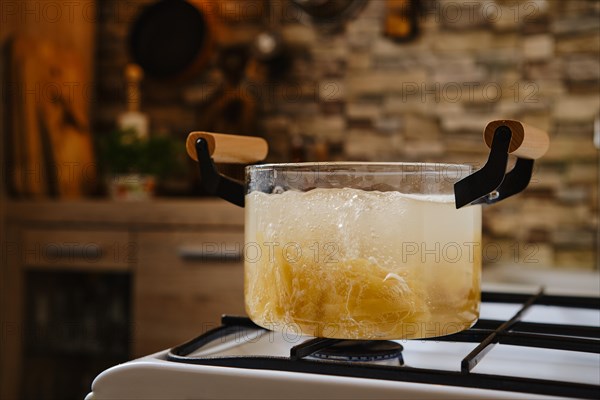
[244,188,482,339]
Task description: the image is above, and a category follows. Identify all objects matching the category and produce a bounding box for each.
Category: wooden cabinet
[0,199,244,400]
[134,230,245,356]
[21,229,133,271]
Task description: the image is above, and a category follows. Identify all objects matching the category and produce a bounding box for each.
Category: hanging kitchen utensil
[217,44,251,86]
[198,45,258,138]
[251,0,291,79]
[290,0,368,32]
[253,0,283,62]
[384,0,422,42]
[454,120,549,208]
[129,0,215,81]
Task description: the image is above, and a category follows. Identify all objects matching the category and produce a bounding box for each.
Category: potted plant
[97,129,184,200]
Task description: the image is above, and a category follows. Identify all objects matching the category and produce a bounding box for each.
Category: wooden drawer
[133,230,245,356]
[21,229,133,271]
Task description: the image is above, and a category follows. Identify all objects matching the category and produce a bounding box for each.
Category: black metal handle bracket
[195,138,246,207]
[454,125,535,209]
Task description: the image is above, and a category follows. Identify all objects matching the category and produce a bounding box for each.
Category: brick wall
[94,0,599,269]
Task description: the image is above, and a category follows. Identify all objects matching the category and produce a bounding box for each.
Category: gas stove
[87,285,600,400]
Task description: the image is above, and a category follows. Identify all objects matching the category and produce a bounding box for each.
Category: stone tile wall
[94,0,599,269]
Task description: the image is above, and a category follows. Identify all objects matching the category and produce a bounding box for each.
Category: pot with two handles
[186,120,549,340]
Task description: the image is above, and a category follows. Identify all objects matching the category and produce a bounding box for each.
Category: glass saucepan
[244,162,481,340]
[185,121,548,340]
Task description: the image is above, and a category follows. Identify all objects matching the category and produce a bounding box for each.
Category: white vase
[107,174,156,201]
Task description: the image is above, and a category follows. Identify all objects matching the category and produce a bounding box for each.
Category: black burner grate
[167,290,600,399]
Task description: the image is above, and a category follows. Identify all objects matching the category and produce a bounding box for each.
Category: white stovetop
[86,277,600,400]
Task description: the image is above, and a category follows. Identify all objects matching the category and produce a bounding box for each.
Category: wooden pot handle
[186,132,268,164]
[484,120,549,160]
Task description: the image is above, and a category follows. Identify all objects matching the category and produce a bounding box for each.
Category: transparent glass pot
[187,123,548,339]
[244,162,482,340]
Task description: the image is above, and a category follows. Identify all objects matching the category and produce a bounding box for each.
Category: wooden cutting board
[8,35,44,196]
[6,35,96,198]
[39,39,97,197]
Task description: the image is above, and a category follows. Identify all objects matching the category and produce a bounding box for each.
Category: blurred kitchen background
[1,0,599,399]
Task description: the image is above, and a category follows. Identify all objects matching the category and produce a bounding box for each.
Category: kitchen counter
[3,198,244,227]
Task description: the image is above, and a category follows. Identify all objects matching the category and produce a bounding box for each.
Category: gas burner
[310,340,404,365]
